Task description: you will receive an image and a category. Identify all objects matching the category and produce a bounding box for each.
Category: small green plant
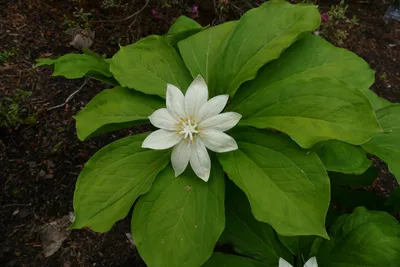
[0,47,19,65]
[36,1,400,266]
[0,89,35,128]
[63,7,92,29]
[101,0,120,9]
[320,0,359,44]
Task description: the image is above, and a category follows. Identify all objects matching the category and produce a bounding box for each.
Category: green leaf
[230,77,382,149]
[231,34,374,102]
[178,21,237,96]
[316,140,371,174]
[71,133,170,232]
[36,54,113,80]
[110,36,192,98]
[217,127,330,238]
[202,253,266,267]
[362,89,392,111]
[132,164,225,267]
[315,207,400,267]
[214,0,321,97]
[166,16,203,47]
[220,181,291,265]
[277,235,316,260]
[362,104,400,182]
[74,87,164,141]
[168,16,202,34]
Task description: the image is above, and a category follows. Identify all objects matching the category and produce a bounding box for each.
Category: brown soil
[0,0,399,266]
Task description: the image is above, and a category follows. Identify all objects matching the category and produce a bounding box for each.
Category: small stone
[44,174,54,179]
[47,160,55,168]
[39,170,46,177]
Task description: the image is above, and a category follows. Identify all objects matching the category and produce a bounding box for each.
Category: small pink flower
[192,5,198,13]
[321,13,329,23]
[151,9,157,16]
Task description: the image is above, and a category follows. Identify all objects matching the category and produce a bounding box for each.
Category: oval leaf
[214,0,321,96]
[362,104,400,182]
[178,21,237,96]
[217,127,330,238]
[36,53,113,79]
[316,140,371,174]
[315,207,400,267]
[110,36,192,98]
[74,87,164,140]
[231,77,382,148]
[202,253,266,267]
[220,180,291,265]
[132,164,225,267]
[71,133,170,232]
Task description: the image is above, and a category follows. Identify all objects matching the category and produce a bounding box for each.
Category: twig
[95,0,150,23]
[47,79,87,111]
[2,203,32,208]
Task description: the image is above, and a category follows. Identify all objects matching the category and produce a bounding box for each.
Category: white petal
[190,138,211,182]
[166,83,186,120]
[198,112,242,132]
[200,129,238,153]
[142,129,182,150]
[197,94,229,122]
[304,257,318,267]
[149,108,180,131]
[279,258,293,267]
[185,75,208,120]
[171,140,191,177]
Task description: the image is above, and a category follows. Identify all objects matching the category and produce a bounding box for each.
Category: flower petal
[142,129,182,150]
[279,258,293,267]
[304,257,318,267]
[190,138,211,182]
[197,94,229,122]
[149,108,180,131]
[200,129,238,153]
[185,75,208,120]
[171,140,191,177]
[166,83,186,120]
[198,112,242,132]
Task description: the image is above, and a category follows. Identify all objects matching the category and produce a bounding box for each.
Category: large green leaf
[132,164,225,267]
[74,87,164,141]
[71,133,170,232]
[230,77,381,149]
[110,36,192,98]
[316,140,371,174]
[220,181,291,265]
[277,235,316,260]
[168,16,202,34]
[362,104,400,182]
[36,54,114,83]
[315,207,400,267]
[362,89,392,111]
[231,34,375,105]
[217,127,330,238]
[214,0,321,97]
[178,21,237,96]
[165,16,203,47]
[202,253,266,267]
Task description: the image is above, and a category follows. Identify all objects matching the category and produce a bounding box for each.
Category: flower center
[179,119,199,141]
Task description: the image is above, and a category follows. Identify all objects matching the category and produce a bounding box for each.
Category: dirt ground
[0,0,399,266]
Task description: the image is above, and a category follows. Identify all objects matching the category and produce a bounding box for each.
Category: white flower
[142,75,241,182]
[279,257,318,267]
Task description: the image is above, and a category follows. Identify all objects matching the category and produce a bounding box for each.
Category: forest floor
[0,0,399,266]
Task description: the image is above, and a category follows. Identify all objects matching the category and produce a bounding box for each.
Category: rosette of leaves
[36,1,400,266]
